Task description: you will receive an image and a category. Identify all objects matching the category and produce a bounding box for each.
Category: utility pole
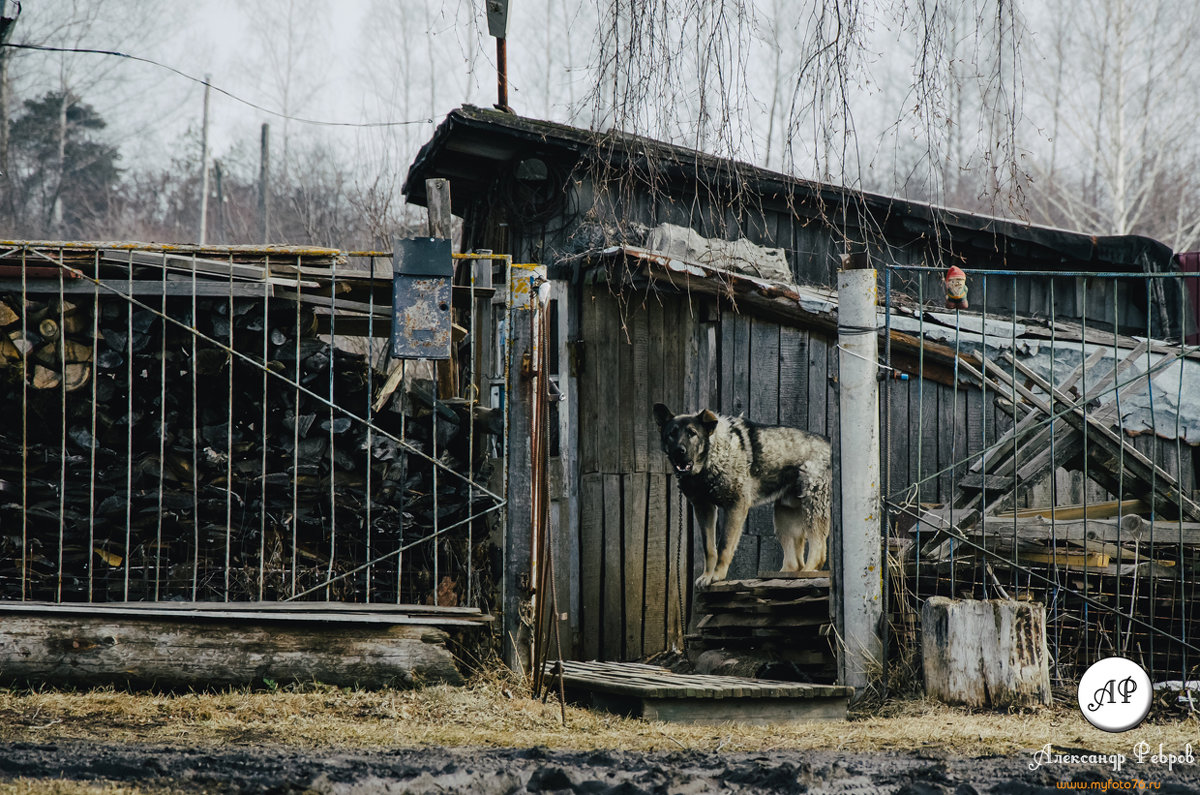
[213,160,224,244]
[0,1,20,197]
[198,75,211,245]
[258,123,270,244]
[486,0,511,112]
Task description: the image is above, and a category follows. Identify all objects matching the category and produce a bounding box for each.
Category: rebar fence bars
[884,265,1200,687]
[0,241,511,611]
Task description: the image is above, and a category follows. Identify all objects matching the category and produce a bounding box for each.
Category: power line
[2,42,434,129]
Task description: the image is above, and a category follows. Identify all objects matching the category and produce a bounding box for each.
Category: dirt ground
[0,673,1197,794]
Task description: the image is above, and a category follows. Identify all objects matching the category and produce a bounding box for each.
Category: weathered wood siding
[498,175,1163,334]
[577,287,698,661]
[575,284,844,660]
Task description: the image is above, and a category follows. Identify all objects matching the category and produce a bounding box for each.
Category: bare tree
[1025,0,1200,249]
[240,0,325,189]
[3,0,178,236]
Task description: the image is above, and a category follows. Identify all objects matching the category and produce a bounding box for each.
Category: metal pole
[836,256,883,694]
[496,38,509,111]
[198,75,211,245]
[258,123,270,244]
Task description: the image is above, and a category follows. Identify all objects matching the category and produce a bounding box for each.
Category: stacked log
[0,288,498,608]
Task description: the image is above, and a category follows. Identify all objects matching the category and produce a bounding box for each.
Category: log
[0,611,464,690]
[922,596,1051,708]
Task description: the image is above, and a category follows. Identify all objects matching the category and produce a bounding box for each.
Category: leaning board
[545,660,852,724]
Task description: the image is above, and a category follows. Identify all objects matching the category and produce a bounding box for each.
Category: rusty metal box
[391,237,453,359]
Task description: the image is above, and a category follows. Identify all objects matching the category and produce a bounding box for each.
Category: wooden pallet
[690,577,837,679]
[545,660,852,723]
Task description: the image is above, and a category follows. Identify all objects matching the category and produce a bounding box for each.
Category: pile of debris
[907,338,1200,680]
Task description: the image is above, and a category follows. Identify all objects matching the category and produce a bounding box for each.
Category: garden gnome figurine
[944,265,968,310]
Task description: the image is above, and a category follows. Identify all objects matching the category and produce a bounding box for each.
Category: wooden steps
[690,576,837,682]
[545,660,852,723]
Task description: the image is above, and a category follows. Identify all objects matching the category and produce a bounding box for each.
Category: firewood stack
[0,288,498,607]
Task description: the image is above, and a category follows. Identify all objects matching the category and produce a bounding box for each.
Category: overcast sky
[9,0,1200,250]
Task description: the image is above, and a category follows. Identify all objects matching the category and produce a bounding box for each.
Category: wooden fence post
[425,179,458,399]
[503,264,545,675]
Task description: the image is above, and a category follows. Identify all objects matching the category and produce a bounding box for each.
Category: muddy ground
[2,741,1199,794]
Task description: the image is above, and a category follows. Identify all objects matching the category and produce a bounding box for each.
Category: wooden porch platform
[545,660,852,724]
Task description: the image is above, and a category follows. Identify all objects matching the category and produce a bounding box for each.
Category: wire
[2,42,434,129]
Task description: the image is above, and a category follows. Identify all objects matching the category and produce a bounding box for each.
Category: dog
[653,403,831,586]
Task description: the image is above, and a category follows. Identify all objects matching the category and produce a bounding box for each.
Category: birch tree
[1026,0,1200,250]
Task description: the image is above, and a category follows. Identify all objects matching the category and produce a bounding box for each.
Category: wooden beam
[425,179,453,239]
[995,353,1200,521]
[426,178,458,399]
[0,612,465,690]
[1019,550,1111,569]
[0,278,274,297]
[996,498,1150,521]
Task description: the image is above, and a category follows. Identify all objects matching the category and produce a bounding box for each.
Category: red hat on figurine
[944,266,968,309]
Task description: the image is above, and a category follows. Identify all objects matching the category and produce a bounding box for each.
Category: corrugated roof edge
[404,105,1175,272]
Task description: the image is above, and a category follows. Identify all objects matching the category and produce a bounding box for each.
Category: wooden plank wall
[578,286,698,661]
[576,285,843,660]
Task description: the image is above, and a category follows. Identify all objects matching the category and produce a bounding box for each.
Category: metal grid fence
[884,265,1200,686]
[0,241,510,609]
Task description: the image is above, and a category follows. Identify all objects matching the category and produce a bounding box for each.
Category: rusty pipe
[496,37,510,112]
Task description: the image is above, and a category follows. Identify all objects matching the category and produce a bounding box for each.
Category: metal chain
[676,495,686,650]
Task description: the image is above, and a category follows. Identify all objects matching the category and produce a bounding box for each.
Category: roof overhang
[406,105,1176,272]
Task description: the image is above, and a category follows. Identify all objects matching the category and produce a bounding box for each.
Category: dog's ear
[699,409,720,436]
[653,403,674,428]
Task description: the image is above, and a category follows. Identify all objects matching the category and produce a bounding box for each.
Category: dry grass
[0,784,175,795]
[0,667,1195,756]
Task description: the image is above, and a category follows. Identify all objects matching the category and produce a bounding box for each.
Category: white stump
[922,597,1052,708]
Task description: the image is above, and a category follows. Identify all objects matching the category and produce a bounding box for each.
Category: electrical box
[391,237,453,359]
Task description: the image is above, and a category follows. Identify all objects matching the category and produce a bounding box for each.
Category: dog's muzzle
[669,449,695,474]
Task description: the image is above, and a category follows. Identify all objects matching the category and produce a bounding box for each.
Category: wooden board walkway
[545,660,852,724]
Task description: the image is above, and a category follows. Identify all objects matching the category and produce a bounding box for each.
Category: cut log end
[922,596,1051,709]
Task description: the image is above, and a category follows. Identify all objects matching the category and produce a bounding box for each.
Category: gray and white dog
[653,403,832,586]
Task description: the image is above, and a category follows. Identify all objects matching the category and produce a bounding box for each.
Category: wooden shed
[403,105,1194,665]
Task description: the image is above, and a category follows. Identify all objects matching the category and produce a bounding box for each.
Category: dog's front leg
[711,500,750,583]
[693,502,719,587]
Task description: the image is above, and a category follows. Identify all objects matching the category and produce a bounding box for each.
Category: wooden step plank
[548,660,851,700]
[701,577,831,593]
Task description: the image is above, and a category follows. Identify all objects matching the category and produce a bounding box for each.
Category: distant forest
[3,0,1200,254]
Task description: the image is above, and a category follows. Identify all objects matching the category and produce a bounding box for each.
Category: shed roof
[405,105,1175,273]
